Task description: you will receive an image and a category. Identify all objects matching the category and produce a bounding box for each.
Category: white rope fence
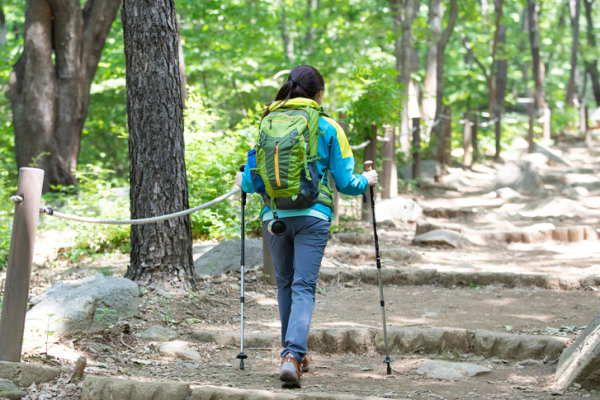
[28,188,241,225]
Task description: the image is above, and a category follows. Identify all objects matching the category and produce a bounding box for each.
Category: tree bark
[422,0,442,138]
[280,1,295,63]
[471,114,479,164]
[122,0,196,291]
[304,0,318,55]
[583,0,600,106]
[177,18,187,108]
[462,112,471,165]
[566,0,581,106]
[495,17,507,160]
[432,0,458,148]
[9,0,120,192]
[528,0,545,113]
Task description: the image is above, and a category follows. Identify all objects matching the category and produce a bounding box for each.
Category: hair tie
[290,79,295,85]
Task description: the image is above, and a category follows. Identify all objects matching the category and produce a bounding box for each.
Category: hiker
[235,65,377,388]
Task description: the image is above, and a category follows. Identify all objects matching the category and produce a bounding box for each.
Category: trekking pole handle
[364,160,373,172]
[239,164,245,172]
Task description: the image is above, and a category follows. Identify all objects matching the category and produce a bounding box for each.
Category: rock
[486,160,543,195]
[0,379,26,399]
[412,229,471,249]
[555,308,600,390]
[476,221,517,231]
[333,232,373,245]
[562,186,590,199]
[26,273,138,335]
[565,173,600,189]
[399,160,441,183]
[375,197,423,223]
[194,238,262,276]
[141,325,178,341]
[415,360,491,380]
[192,242,218,261]
[520,153,549,168]
[521,197,590,218]
[440,174,471,190]
[81,375,190,400]
[158,340,201,361]
[496,187,523,201]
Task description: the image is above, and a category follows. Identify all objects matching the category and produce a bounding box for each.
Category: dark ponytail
[262,65,325,120]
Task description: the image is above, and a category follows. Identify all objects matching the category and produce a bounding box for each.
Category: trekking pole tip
[364,160,373,171]
[240,360,245,370]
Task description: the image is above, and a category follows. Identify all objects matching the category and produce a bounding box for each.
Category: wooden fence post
[381,125,397,199]
[0,168,44,362]
[471,114,479,165]
[528,104,535,153]
[261,234,276,287]
[462,112,472,166]
[542,104,551,141]
[362,124,378,222]
[412,118,421,180]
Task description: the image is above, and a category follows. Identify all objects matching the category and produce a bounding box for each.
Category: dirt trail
[7,142,600,399]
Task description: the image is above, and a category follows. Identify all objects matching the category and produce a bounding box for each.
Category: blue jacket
[241,98,368,220]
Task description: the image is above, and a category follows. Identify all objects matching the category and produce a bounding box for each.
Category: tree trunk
[495,19,507,160]
[583,0,600,106]
[304,0,318,55]
[177,18,187,107]
[422,0,442,138]
[122,0,196,291]
[280,2,295,63]
[9,0,120,192]
[528,0,545,113]
[566,0,581,106]
[432,0,458,149]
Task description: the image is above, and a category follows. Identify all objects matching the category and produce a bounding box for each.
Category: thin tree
[432,0,458,154]
[461,0,504,159]
[9,0,121,192]
[566,0,581,106]
[528,0,546,118]
[422,0,443,137]
[583,0,600,106]
[122,0,196,291]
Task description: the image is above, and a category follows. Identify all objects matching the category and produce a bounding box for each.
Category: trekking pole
[237,164,248,370]
[364,160,392,375]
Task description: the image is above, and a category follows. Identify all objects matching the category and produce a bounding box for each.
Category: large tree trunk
[566,0,581,106]
[9,0,120,192]
[280,1,295,63]
[304,0,318,55]
[122,0,196,291]
[528,0,545,113]
[432,0,458,155]
[583,0,600,106]
[422,0,442,138]
[494,19,507,160]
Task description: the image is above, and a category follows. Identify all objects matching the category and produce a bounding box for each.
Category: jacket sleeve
[241,161,255,194]
[322,117,368,196]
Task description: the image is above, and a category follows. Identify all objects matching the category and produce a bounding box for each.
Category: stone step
[319,266,600,290]
[81,375,389,400]
[191,327,569,361]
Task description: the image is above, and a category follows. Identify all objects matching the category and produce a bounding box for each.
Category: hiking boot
[280,354,302,388]
[301,353,311,372]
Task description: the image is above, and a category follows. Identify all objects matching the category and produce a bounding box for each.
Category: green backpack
[251,102,334,217]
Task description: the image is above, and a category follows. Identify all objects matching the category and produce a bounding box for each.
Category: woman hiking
[235,65,378,388]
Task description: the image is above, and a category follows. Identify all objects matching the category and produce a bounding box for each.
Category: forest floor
[5,139,600,399]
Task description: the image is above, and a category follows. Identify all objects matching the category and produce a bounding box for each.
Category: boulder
[555,309,600,390]
[141,325,178,341]
[26,273,139,335]
[440,174,471,190]
[565,173,600,189]
[399,160,441,182]
[194,238,262,276]
[158,341,201,361]
[521,197,590,218]
[0,379,26,399]
[375,197,423,223]
[520,153,549,168]
[415,360,491,381]
[495,187,523,201]
[412,229,471,249]
[486,160,543,195]
[562,186,590,199]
